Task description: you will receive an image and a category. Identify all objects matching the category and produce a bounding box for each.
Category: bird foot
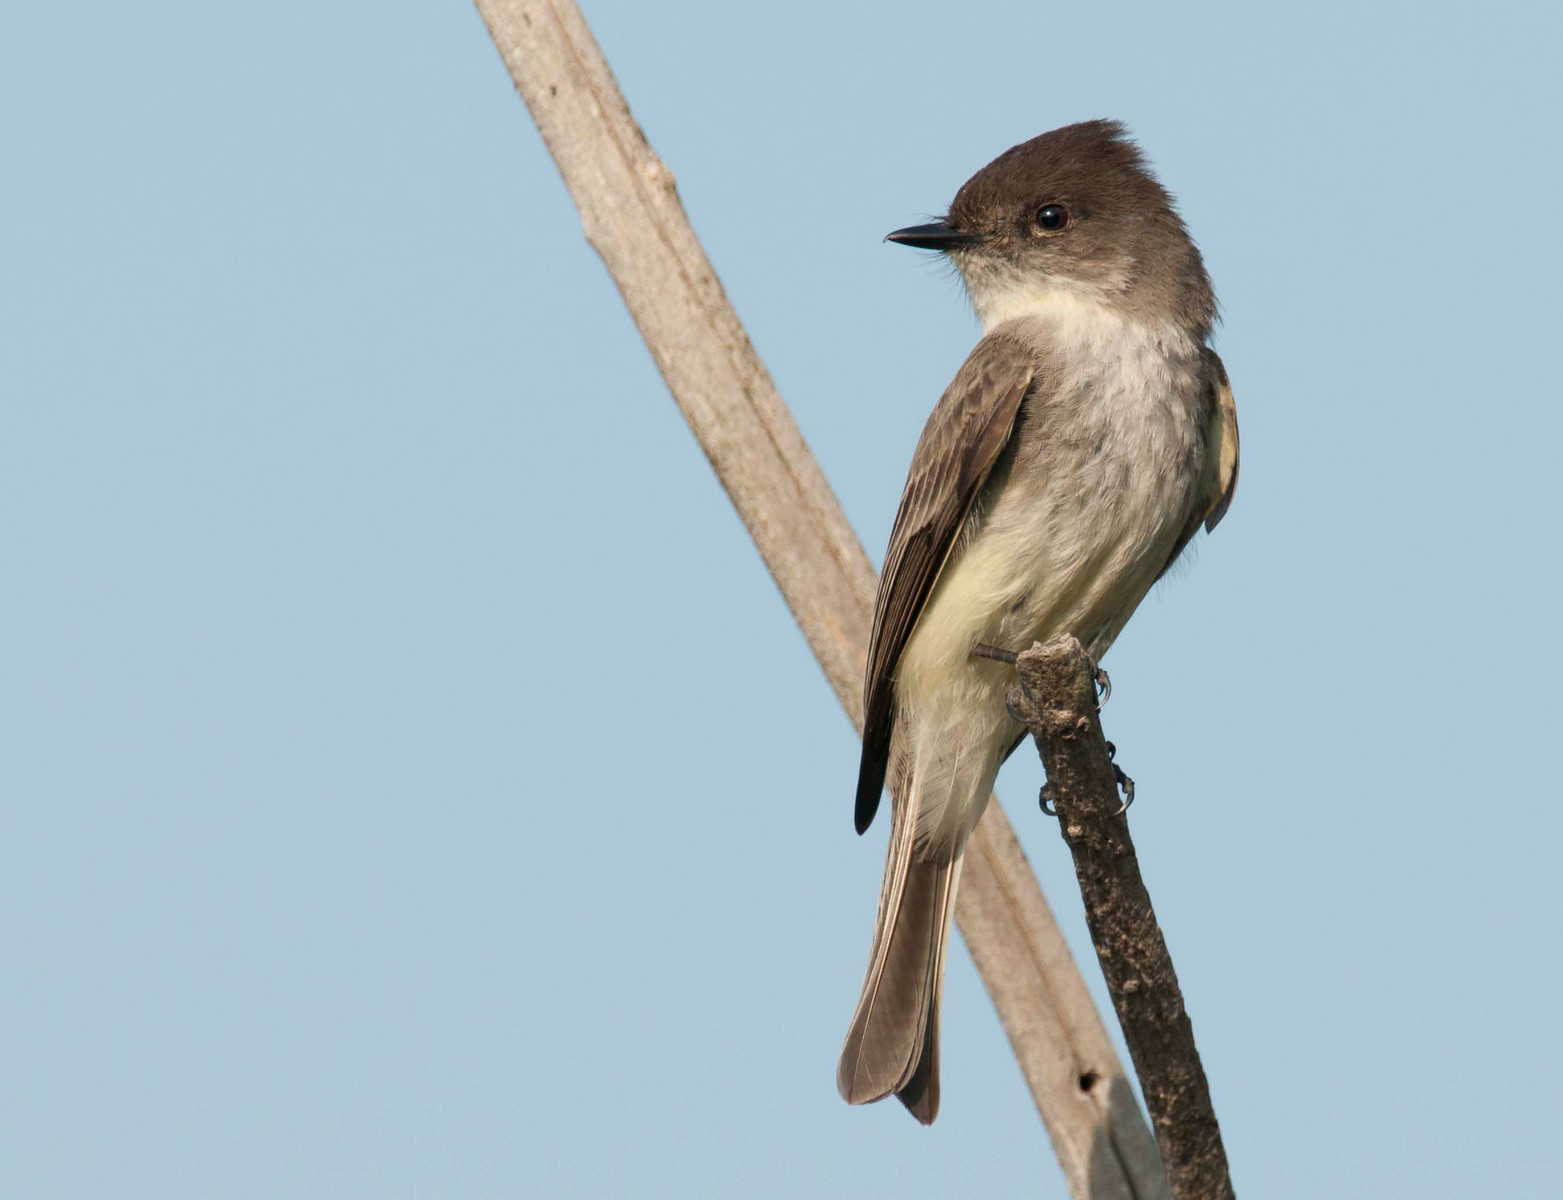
[1039,767,1134,818]
[1106,741,1135,815]
[1038,745,1136,819]
[975,642,1110,709]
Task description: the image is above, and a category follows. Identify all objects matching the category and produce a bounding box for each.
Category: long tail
[837,776,964,1125]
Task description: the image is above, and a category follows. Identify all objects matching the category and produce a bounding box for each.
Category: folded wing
[854,333,1037,834]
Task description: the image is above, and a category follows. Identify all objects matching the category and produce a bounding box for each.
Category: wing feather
[854,333,1036,833]
[1156,347,1240,582]
[1202,349,1240,533]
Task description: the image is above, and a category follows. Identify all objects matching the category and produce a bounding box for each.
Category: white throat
[964,271,1192,361]
[968,271,1111,333]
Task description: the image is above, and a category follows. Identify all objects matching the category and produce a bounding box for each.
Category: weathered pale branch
[473,2,1166,1194]
[1008,638,1234,1200]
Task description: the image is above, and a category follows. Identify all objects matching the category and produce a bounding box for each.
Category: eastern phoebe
[838,120,1239,1124]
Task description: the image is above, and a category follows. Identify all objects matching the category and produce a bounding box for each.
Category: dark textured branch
[1008,637,1234,1200]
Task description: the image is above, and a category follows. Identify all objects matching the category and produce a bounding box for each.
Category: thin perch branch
[473,2,1166,1194]
[1008,637,1234,1200]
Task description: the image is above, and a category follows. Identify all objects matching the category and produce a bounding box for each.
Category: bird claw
[986,644,1126,816]
[974,642,1110,709]
[1112,762,1136,816]
[1042,765,1134,818]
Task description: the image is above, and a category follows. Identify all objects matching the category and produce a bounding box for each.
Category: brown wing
[854,333,1036,834]
[1201,349,1240,532]
[1157,348,1240,581]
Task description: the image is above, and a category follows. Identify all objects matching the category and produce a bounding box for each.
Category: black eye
[1035,204,1068,232]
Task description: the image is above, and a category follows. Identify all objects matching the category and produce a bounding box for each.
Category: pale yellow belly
[890,454,1191,856]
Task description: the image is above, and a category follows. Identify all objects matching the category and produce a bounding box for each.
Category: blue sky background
[5,1,1561,1196]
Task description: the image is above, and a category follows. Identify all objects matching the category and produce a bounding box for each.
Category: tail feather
[837,792,964,1125]
[898,852,961,1123]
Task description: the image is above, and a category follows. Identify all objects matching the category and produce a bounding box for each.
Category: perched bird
[838,120,1238,1124]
